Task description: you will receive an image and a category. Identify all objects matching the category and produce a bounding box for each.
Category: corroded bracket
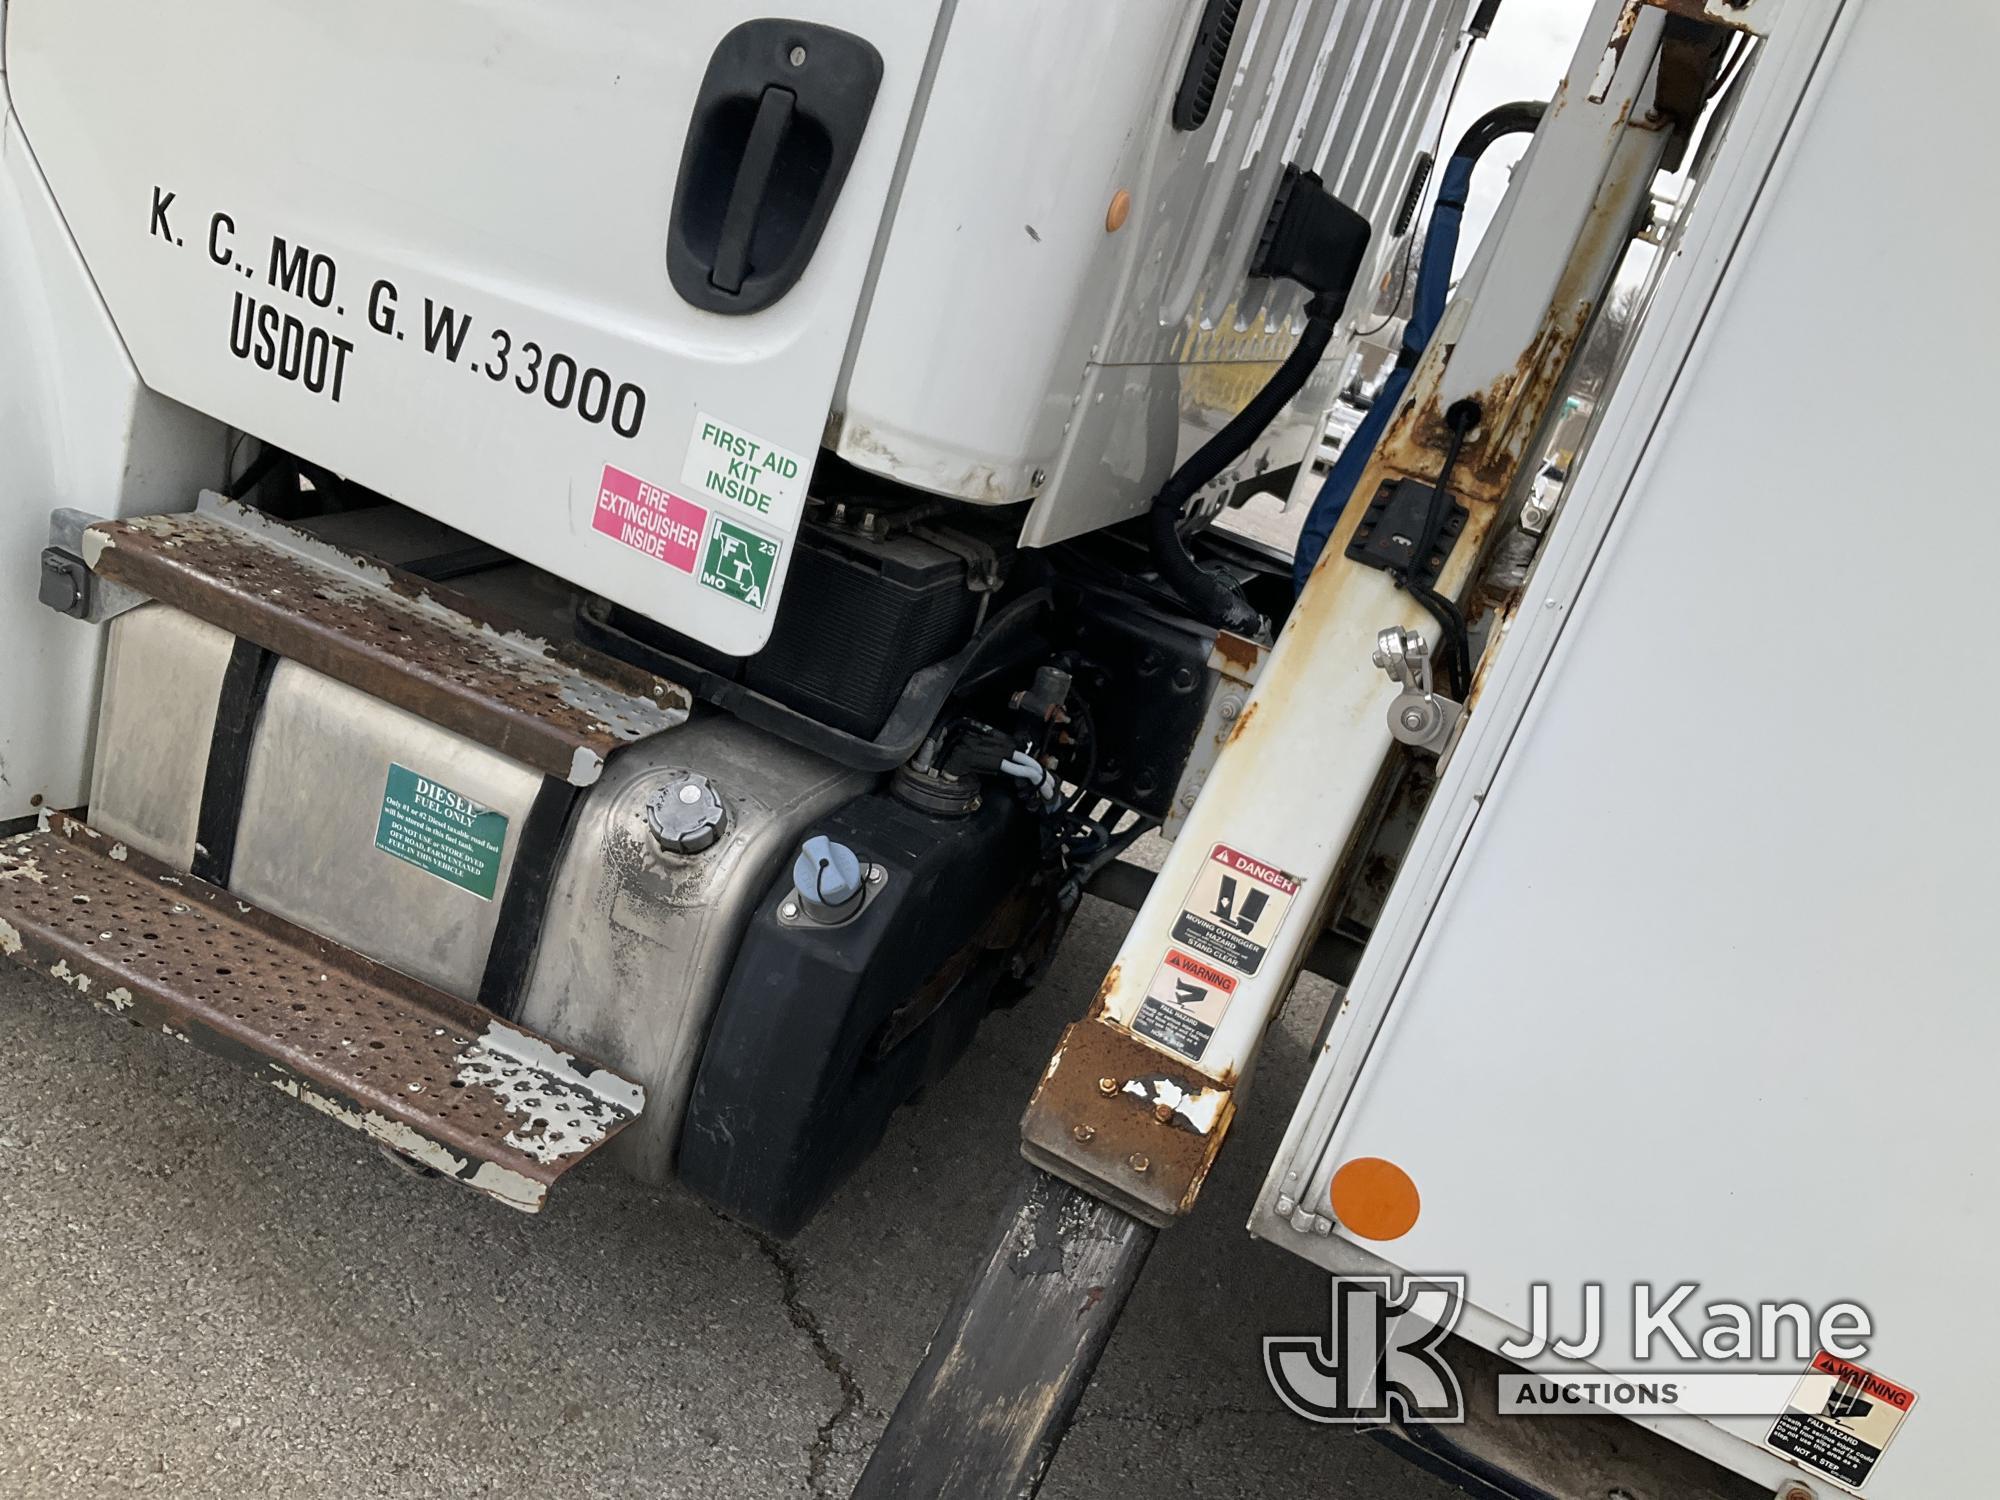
[1020,1017,1236,1227]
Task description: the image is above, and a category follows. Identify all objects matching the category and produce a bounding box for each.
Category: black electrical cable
[224,441,281,501]
[1707,32,1753,100]
[1351,34,1485,342]
[1402,398,1482,697]
[1146,292,1343,634]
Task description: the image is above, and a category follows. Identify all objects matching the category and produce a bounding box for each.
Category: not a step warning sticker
[1132,948,1240,1061]
[1170,843,1302,977]
[1765,1352,1917,1492]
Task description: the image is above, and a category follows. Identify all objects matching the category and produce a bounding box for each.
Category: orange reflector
[1105,189,1133,233]
[1328,1157,1420,1241]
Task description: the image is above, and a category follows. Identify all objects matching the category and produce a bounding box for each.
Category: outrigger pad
[0,819,644,1211]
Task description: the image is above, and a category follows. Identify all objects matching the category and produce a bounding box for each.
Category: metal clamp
[41,509,149,624]
[1373,626,1463,755]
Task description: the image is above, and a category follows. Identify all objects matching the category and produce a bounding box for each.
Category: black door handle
[669,22,884,316]
[710,86,798,296]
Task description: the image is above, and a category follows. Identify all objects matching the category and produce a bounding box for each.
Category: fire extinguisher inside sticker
[592,465,707,573]
[1169,843,1302,977]
[374,764,508,901]
[1764,1353,1917,1492]
[1133,948,1240,1061]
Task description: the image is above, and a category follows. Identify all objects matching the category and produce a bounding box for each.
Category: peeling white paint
[568,745,604,788]
[0,849,47,883]
[270,1076,545,1213]
[107,987,133,1012]
[1122,1076,1229,1134]
[474,1021,646,1115]
[108,843,129,863]
[467,1161,545,1213]
[454,1021,644,1165]
[161,1024,192,1044]
[0,918,20,957]
[47,960,91,994]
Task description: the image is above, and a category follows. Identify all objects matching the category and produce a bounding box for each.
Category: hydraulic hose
[1293,100,1546,591]
[1148,292,1343,635]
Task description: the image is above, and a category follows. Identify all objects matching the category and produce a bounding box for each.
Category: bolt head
[1217,696,1243,722]
[1401,706,1428,731]
[788,43,808,65]
[1153,1103,1175,1124]
[1072,1124,1096,1143]
[1127,1154,1150,1173]
[1096,1077,1118,1096]
[779,901,799,920]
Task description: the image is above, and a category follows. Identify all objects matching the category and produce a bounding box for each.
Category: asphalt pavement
[0,881,1460,1500]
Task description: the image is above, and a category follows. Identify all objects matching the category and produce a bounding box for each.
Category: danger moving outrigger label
[1764,1352,1917,1492]
[1171,844,1301,977]
[1133,948,1239,1061]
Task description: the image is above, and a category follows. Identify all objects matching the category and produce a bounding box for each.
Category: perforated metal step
[0,819,643,1211]
[82,495,688,786]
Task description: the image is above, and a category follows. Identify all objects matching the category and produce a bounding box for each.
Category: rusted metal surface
[83,498,688,786]
[0,819,644,1210]
[1165,630,1269,839]
[1594,2,1756,110]
[1210,628,1261,675]
[1019,1018,1236,1227]
[1647,0,1764,36]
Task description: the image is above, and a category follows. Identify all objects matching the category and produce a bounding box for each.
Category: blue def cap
[793,835,864,923]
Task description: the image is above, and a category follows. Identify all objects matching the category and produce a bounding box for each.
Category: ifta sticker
[1764,1352,1917,1492]
[1170,843,1301,976]
[1132,948,1239,1061]
[699,517,780,610]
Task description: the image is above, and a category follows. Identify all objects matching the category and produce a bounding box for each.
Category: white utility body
[1260,2,1990,1495]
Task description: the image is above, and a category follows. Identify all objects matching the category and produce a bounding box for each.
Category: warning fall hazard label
[1764,1352,1917,1493]
[1133,948,1240,1061]
[1170,843,1301,978]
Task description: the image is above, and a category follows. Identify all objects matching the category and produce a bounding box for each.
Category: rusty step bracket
[1019,1014,1236,1227]
[0,819,644,1211]
[81,495,689,786]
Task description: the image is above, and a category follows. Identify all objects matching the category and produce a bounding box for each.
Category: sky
[1436,0,1598,272]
